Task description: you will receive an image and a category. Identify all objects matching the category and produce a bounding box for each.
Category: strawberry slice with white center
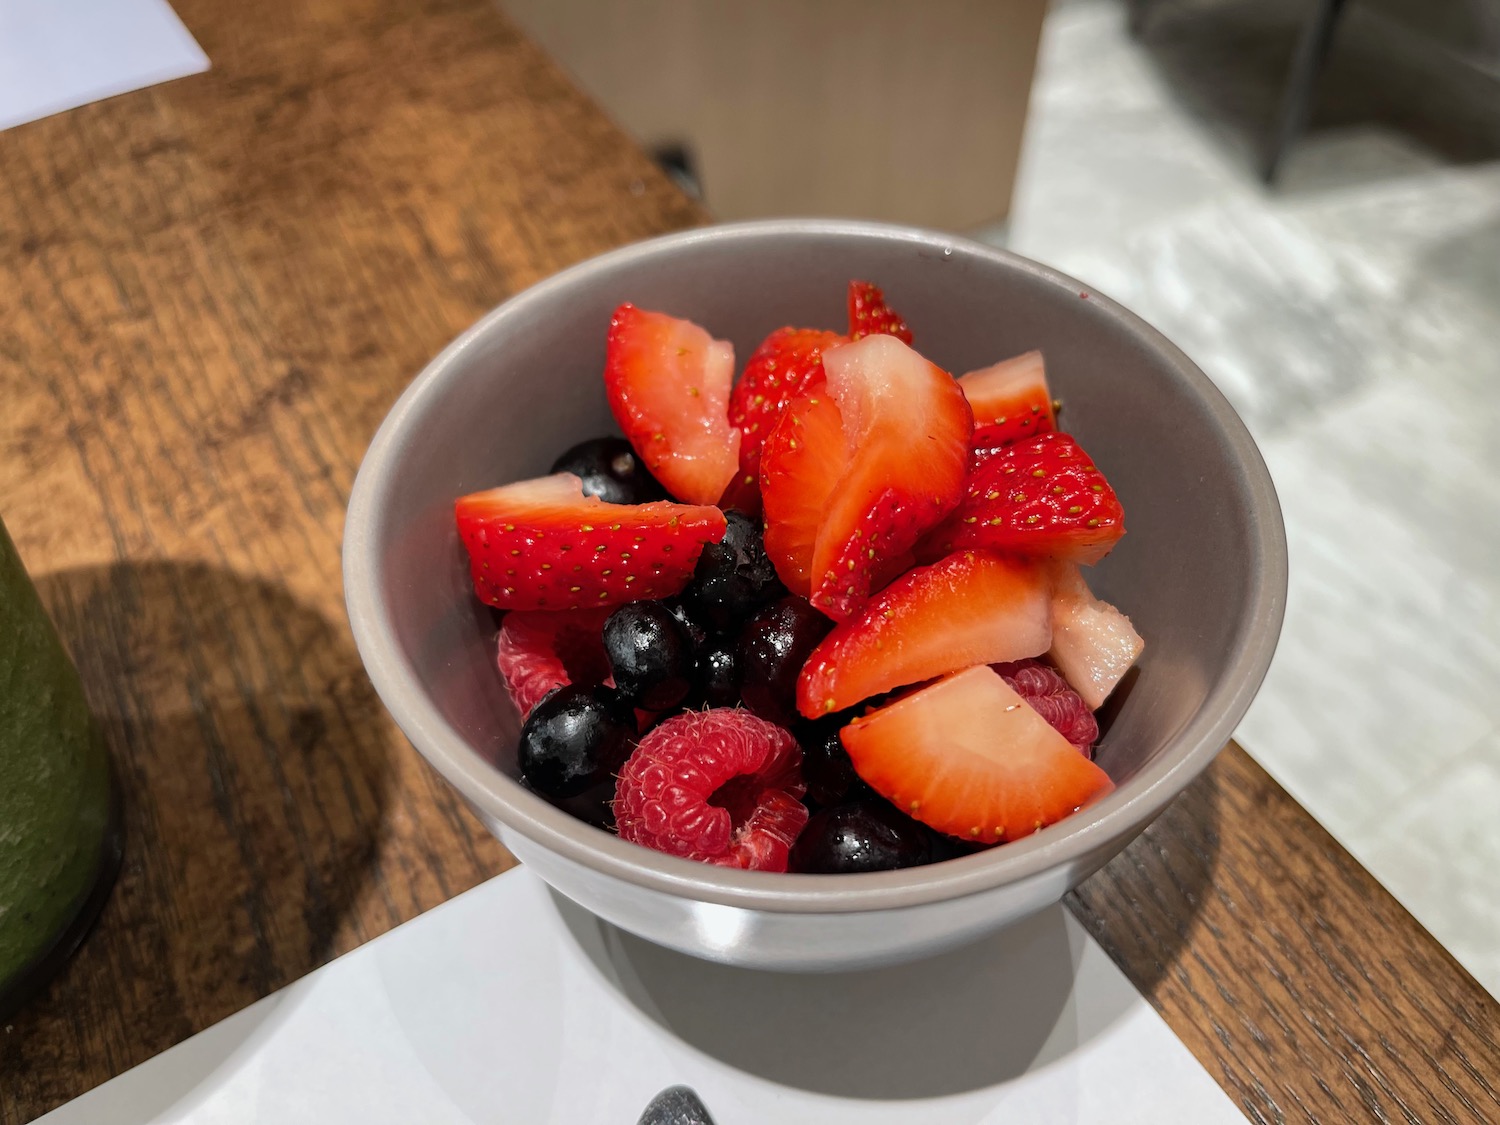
[841,665,1115,845]
[1048,563,1144,709]
[604,304,740,504]
[917,431,1124,565]
[722,326,847,514]
[809,335,972,618]
[456,473,727,611]
[797,550,1051,718]
[760,390,851,597]
[958,351,1057,448]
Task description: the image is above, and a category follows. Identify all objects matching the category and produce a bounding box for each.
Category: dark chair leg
[1262,0,1349,184]
[1127,0,1153,38]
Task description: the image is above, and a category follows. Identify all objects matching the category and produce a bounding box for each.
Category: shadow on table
[1131,0,1500,188]
[1414,217,1500,314]
[1,561,394,1122]
[548,661,1224,1102]
[555,882,1143,1102]
[1068,748,1226,1002]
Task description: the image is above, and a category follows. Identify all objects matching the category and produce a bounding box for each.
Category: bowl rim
[343,217,1287,914]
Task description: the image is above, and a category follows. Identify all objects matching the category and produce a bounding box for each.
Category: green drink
[0,517,119,1016]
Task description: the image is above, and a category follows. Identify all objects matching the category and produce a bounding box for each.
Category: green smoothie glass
[0,516,121,1017]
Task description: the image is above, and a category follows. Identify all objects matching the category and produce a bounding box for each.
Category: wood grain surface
[1070,747,1500,1125]
[0,0,1495,1121]
[0,0,696,1116]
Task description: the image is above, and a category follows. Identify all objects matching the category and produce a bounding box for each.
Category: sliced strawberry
[760,389,850,597]
[917,431,1124,565]
[456,473,727,611]
[847,280,913,345]
[809,335,972,619]
[604,304,740,504]
[724,327,847,513]
[1048,563,1144,709]
[869,549,916,594]
[958,351,1057,447]
[841,665,1115,845]
[496,609,612,718]
[797,550,1051,718]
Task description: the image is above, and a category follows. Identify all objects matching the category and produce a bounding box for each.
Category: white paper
[0,0,207,133]
[39,868,1244,1124]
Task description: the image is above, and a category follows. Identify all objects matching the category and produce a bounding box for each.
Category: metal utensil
[638,1085,716,1125]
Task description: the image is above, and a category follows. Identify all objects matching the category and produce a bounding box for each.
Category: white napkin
[0,0,206,133]
[40,867,1244,1123]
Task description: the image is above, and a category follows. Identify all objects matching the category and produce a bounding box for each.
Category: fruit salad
[455,282,1143,874]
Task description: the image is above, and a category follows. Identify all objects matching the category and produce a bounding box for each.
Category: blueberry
[666,599,709,654]
[603,602,693,710]
[932,833,990,862]
[552,778,618,832]
[737,596,833,726]
[789,799,941,874]
[693,639,741,709]
[519,685,633,800]
[796,715,874,808]
[549,436,667,505]
[681,510,785,633]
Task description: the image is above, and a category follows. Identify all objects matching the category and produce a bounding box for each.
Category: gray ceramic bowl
[344,219,1286,971]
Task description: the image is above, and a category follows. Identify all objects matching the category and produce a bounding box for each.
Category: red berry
[841,666,1114,845]
[496,609,612,719]
[957,351,1057,447]
[604,304,741,504]
[993,658,1099,755]
[847,280,913,345]
[455,473,727,611]
[917,431,1125,566]
[614,709,808,871]
[724,326,847,513]
[1048,562,1144,710]
[760,390,850,598]
[807,335,972,619]
[797,550,1051,719]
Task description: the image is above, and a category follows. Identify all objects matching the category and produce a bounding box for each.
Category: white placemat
[38,867,1244,1123]
[0,0,207,134]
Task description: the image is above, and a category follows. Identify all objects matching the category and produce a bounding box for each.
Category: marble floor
[1000,0,1500,995]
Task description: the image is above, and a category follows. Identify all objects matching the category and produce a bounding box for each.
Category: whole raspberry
[497,609,612,719]
[993,658,1099,755]
[614,709,809,871]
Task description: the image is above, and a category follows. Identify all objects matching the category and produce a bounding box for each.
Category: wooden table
[1,0,1495,1121]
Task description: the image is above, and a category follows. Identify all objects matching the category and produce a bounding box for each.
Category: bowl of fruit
[343,219,1286,971]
